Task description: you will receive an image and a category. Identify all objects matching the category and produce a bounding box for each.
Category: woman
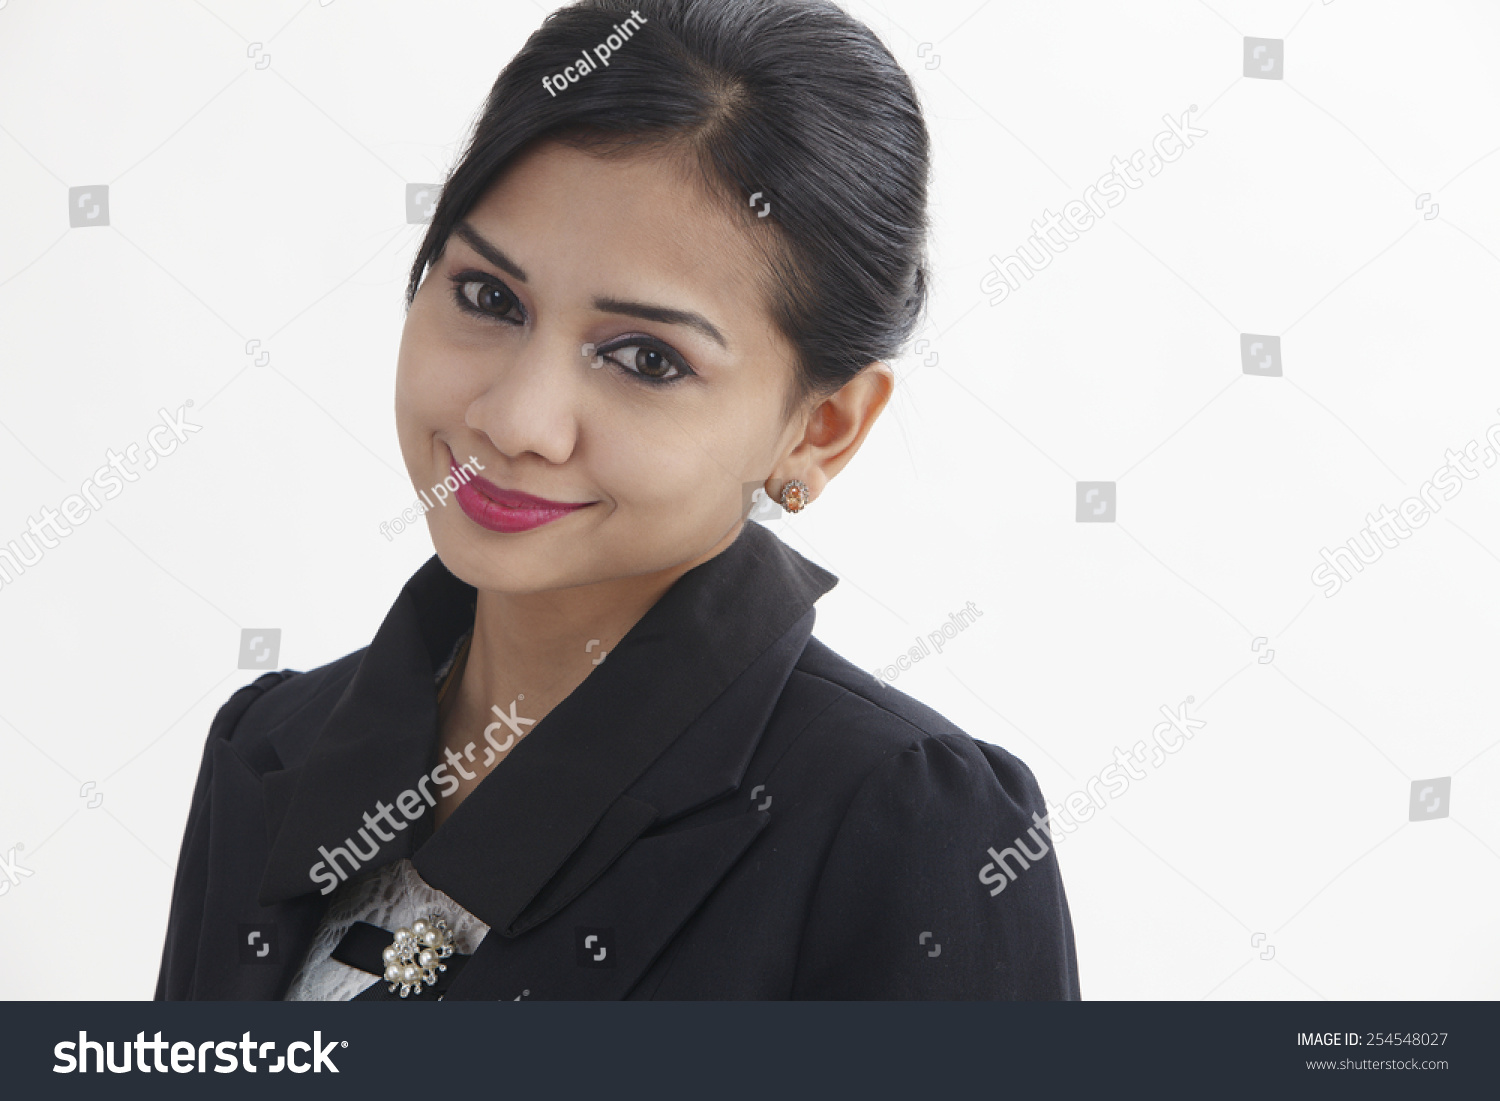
[156,0,1080,1001]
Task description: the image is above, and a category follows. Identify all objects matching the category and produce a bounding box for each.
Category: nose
[464,335,585,466]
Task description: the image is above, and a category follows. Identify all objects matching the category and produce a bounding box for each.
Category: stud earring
[779,479,810,513]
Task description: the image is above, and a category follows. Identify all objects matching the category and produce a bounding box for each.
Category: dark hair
[405,0,930,418]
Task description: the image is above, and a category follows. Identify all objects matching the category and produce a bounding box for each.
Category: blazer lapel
[253,522,836,998]
[482,602,818,936]
[411,525,834,939]
[257,558,477,907]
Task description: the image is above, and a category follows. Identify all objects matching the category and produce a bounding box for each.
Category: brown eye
[462,281,516,315]
[634,347,671,379]
[598,340,694,385]
[451,274,525,325]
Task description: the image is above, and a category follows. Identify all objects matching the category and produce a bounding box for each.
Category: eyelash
[448,271,696,387]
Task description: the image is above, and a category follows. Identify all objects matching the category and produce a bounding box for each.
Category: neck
[448,519,749,734]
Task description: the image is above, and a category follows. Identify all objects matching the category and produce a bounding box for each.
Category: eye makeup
[591,336,696,385]
[446,269,699,387]
[450,270,526,326]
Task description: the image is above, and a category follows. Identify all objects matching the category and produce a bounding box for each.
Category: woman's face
[395,139,808,595]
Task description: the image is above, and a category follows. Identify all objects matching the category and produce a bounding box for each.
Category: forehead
[458,139,775,333]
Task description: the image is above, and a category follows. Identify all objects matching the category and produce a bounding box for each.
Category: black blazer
[156,522,1080,999]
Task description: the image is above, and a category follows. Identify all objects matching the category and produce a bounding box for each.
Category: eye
[450,272,525,325]
[597,339,695,385]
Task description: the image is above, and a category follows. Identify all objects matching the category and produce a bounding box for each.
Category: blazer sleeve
[154,672,287,1000]
[790,733,1081,999]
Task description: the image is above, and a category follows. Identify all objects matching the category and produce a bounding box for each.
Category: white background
[1,0,1497,1000]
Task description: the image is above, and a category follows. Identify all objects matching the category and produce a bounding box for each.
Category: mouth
[450,460,596,534]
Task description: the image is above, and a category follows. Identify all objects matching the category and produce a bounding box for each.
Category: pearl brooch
[380,915,457,997]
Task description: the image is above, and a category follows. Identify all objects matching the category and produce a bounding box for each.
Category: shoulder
[783,634,1047,812]
[200,649,364,773]
[782,640,1079,998]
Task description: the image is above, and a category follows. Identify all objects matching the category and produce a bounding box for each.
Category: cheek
[586,423,684,509]
[395,324,478,431]
[588,400,763,516]
[394,314,433,419]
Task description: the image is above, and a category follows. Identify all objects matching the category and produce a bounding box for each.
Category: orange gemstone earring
[779,479,810,513]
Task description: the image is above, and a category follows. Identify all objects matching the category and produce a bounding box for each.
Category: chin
[430,529,589,595]
[431,513,736,598]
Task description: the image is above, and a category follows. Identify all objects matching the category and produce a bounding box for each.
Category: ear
[772,362,894,505]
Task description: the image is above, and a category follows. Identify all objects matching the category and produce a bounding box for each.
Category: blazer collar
[258,522,836,935]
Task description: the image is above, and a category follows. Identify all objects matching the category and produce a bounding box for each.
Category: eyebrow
[454,221,528,282]
[589,296,728,350]
[452,220,729,350]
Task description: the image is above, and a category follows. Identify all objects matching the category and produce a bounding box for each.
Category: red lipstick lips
[451,461,595,534]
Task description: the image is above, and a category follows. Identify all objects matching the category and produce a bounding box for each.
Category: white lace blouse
[282,857,489,1001]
